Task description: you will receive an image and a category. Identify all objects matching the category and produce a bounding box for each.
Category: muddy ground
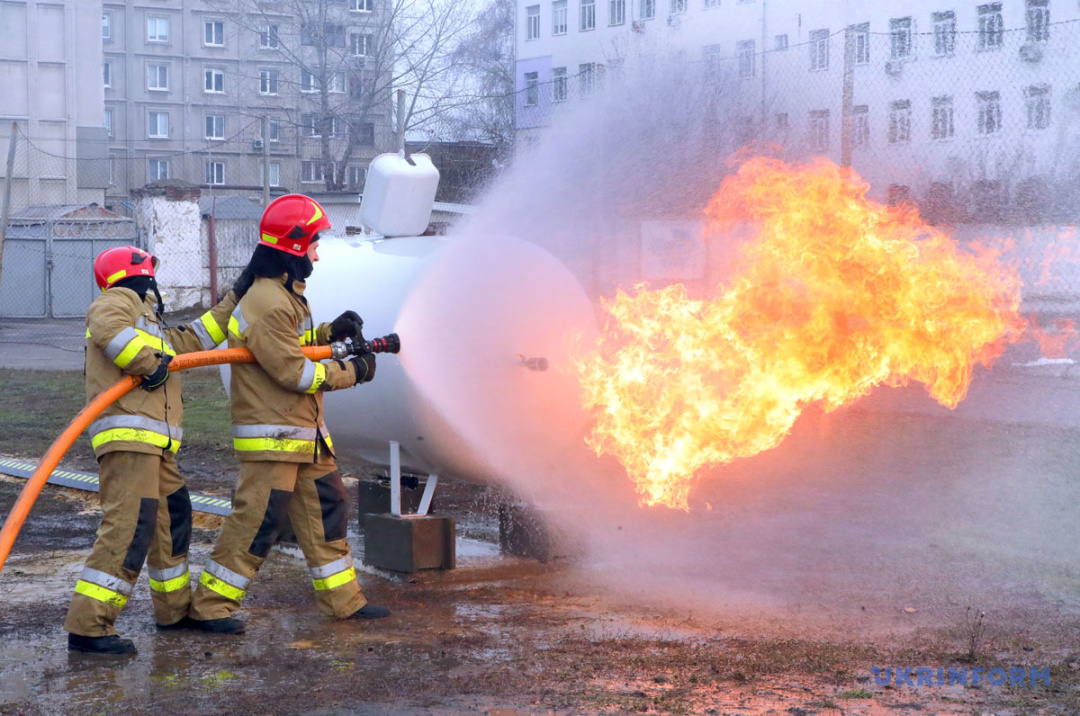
[1,368,1079,715]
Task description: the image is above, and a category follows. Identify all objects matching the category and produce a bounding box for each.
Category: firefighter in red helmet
[188,194,388,634]
[65,246,237,655]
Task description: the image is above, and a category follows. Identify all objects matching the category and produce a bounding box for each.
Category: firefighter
[188,194,389,634]
[65,246,237,655]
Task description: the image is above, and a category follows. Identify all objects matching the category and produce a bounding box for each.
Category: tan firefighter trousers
[64,451,193,637]
[189,462,367,621]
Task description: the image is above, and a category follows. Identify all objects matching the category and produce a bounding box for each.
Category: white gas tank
[359,153,440,238]
[305,234,598,484]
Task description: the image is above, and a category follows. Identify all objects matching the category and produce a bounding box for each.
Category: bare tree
[230,0,473,191]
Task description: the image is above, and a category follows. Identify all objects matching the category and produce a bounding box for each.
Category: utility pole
[0,122,19,295]
[262,115,271,207]
[396,89,407,155]
[840,26,855,168]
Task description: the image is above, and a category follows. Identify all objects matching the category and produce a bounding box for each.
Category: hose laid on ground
[0,345,335,576]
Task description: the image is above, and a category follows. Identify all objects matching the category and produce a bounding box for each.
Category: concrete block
[363,514,455,573]
[498,502,572,563]
[357,478,433,528]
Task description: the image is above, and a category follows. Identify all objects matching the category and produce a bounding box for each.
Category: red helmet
[258,194,331,256]
[94,246,159,290]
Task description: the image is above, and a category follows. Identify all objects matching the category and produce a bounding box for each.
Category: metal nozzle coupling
[329,333,401,359]
[519,356,549,372]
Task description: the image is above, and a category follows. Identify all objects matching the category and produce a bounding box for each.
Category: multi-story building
[515,0,1080,218]
[0,0,108,205]
[103,0,395,204]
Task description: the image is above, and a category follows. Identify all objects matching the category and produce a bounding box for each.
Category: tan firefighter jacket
[226,275,357,463]
[85,287,237,458]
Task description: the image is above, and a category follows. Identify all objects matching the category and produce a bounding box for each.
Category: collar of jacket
[108,286,159,312]
[267,273,307,297]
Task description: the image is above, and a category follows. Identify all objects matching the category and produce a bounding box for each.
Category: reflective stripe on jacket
[85,288,237,457]
[228,276,356,463]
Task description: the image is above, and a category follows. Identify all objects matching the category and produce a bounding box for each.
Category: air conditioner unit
[252,139,264,151]
[885,60,903,76]
[666,14,680,28]
[631,20,645,32]
[1019,42,1043,62]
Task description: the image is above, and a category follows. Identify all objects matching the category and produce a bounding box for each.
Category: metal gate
[0,205,138,318]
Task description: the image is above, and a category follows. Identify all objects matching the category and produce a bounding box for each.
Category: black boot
[349,604,391,620]
[187,617,245,634]
[68,633,137,655]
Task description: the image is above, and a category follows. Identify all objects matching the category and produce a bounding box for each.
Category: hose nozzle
[366,333,401,354]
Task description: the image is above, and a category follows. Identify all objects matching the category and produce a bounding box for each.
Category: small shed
[0,203,138,318]
[200,195,262,296]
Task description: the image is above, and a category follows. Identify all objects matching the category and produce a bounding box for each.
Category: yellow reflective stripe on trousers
[199,569,246,603]
[149,571,190,593]
[92,428,181,453]
[74,580,128,608]
[312,566,356,591]
[233,437,316,453]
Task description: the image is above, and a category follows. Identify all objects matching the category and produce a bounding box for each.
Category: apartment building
[515,0,1080,216]
[0,0,108,205]
[103,0,394,203]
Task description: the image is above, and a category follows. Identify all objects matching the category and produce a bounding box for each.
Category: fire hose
[0,334,400,577]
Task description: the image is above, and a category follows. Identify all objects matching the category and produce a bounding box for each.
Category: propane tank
[304,233,598,484]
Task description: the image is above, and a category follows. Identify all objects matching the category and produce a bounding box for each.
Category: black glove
[350,352,376,384]
[329,310,365,342]
[141,354,173,391]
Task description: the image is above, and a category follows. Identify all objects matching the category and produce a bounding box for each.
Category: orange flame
[575,157,1025,509]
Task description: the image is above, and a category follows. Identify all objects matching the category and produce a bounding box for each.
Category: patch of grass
[837,688,874,699]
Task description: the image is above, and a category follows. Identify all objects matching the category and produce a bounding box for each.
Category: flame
[575,157,1025,509]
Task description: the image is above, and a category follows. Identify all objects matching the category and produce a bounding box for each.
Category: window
[260,25,280,49]
[888,100,911,143]
[148,111,169,138]
[102,14,111,40]
[703,44,723,76]
[205,20,224,46]
[301,70,318,92]
[931,96,954,140]
[103,62,112,88]
[147,16,169,43]
[977,90,1001,134]
[610,0,626,25]
[302,23,346,47]
[581,0,596,30]
[259,70,278,95]
[1027,0,1049,42]
[641,0,656,19]
[348,166,365,189]
[350,33,371,56]
[933,11,956,55]
[809,109,829,151]
[357,123,375,145]
[579,62,596,95]
[737,40,755,78]
[704,0,720,7]
[147,64,169,91]
[526,5,540,39]
[260,162,281,187]
[853,104,869,146]
[204,68,224,93]
[205,114,225,140]
[553,67,568,101]
[890,17,913,59]
[302,161,326,183]
[775,112,789,131]
[350,0,374,9]
[301,113,322,137]
[775,34,788,51]
[264,118,281,143]
[205,161,225,186]
[852,23,869,64]
[1026,84,1051,129]
[553,0,567,33]
[810,29,829,71]
[329,72,345,93]
[978,3,1003,50]
[524,71,539,106]
[148,159,170,181]
[326,24,346,47]
[104,109,113,137]
[108,153,116,185]
[671,0,688,11]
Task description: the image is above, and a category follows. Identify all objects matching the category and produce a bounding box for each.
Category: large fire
[575,157,1026,509]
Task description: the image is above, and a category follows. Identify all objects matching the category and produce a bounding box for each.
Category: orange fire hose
[0,345,334,576]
